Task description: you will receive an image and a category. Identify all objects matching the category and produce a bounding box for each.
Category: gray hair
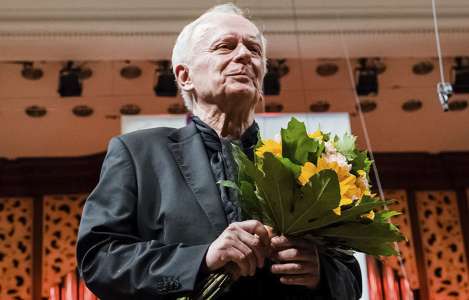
[171,3,267,111]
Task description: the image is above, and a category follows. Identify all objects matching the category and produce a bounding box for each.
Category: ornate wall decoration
[416,191,469,299]
[382,189,420,290]
[0,197,33,300]
[42,194,87,297]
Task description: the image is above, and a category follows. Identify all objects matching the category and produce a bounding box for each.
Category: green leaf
[261,152,297,233]
[285,169,341,235]
[281,117,319,165]
[351,150,372,174]
[217,180,240,192]
[335,132,357,160]
[316,222,405,256]
[304,196,387,230]
[238,181,263,221]
[232,146,280,229]
[374,210,402,223]
[279,157,302,178]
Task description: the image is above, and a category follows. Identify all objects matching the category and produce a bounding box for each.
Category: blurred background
[0,0,468,299]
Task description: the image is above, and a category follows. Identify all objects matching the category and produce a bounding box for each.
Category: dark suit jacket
[77,122,362,299]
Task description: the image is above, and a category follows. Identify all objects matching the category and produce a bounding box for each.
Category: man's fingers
[271,262,318,275]
[235,230,266,268]
[225,247,251,277]
[230,238,257,276]
[237,220,270,247]
[271,235,315,250]
[273,248,318,262]
[279,274,320,288]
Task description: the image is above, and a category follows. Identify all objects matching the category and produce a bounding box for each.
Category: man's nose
[233,44,252,64]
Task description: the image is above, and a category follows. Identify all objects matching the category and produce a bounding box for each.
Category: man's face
[188,14,265,108]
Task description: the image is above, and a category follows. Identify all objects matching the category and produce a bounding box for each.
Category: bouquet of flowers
[183,117,404,300]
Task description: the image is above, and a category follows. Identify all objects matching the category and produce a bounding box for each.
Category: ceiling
[2,0,469,60]
[0,1,468,158]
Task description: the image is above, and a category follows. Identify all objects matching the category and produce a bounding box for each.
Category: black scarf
[191,116,259,224]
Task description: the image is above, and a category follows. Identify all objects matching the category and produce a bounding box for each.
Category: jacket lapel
[168,123,228,234]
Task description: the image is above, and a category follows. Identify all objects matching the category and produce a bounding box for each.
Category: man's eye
[217,44,234,50]
[251,47,262,55]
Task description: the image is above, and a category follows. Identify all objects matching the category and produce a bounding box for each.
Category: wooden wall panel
[0,197,33,300]
[41,194,86,298]
[383,189,420,290]
[416,191,469,299]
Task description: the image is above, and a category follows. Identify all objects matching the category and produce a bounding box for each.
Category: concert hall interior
[0,1,468,300]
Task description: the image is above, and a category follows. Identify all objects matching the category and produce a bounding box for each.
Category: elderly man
[77,4,362,299]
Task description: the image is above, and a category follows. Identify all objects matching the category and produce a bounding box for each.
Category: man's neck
[192,102,255,139]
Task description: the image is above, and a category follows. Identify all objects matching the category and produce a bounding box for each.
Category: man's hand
[270,235,320,289]
[204,220,270,279]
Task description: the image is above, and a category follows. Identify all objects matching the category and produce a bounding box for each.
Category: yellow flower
[308,130,323,141]
[361,210,375,221]
[333,173,357,215]
[357,170,366,177]
[298,162,318,185]
[255,140,282,158]
[298,157,363,216]
[356,170,371,196]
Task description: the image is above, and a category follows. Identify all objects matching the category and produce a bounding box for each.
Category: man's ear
[174,64,193,92]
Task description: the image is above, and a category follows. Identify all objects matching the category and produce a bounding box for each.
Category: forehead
[193,13,262,46]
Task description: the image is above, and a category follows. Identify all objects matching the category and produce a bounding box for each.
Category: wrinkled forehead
[192,13,263,50]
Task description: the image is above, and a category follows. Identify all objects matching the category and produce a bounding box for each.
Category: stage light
[402,99,422,112]
[72,105,93,117]
[452,57,469,94]
[355,58,382,96]
[412,61,434,75]
[21,62,43,80]
[25,105,47,118]
[357,99,377,113]
[265,102,284,112]
[263,59,289,96]
[58,61,83,97]
[120,62,142,79]
[310,100,330,112]
[120,104,141,115]
[167,103,187,114]
[316,62,338,77]
[154,60,177,97]
[448,99,468,111]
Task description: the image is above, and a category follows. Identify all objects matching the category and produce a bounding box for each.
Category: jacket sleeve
[76,137,210,299]
[314,249,362,300]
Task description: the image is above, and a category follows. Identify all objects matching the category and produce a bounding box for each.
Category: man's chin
[224,85,256,100]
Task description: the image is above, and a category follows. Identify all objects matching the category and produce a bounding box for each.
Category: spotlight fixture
[355,58,382,96]
[120,104,141,115]
[58,61,83,97]
[78,67,93,80]
[25,105,47,117]
[402,99,422,112]
[154,60,177,97]
[316,62,338,77]
[263,59,289,96]
[309,100,330,112]
[120,62,142,79]
[265,102,284,112]
[448,99,468,111]
[412,61,434,75]
[21,62,43,80]
[72,105,93,117]
[167,103,187,114]
[357,99,377,113]
[451,57,469,94]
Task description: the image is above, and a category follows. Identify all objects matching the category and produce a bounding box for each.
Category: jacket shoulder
[116,127,176,146]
